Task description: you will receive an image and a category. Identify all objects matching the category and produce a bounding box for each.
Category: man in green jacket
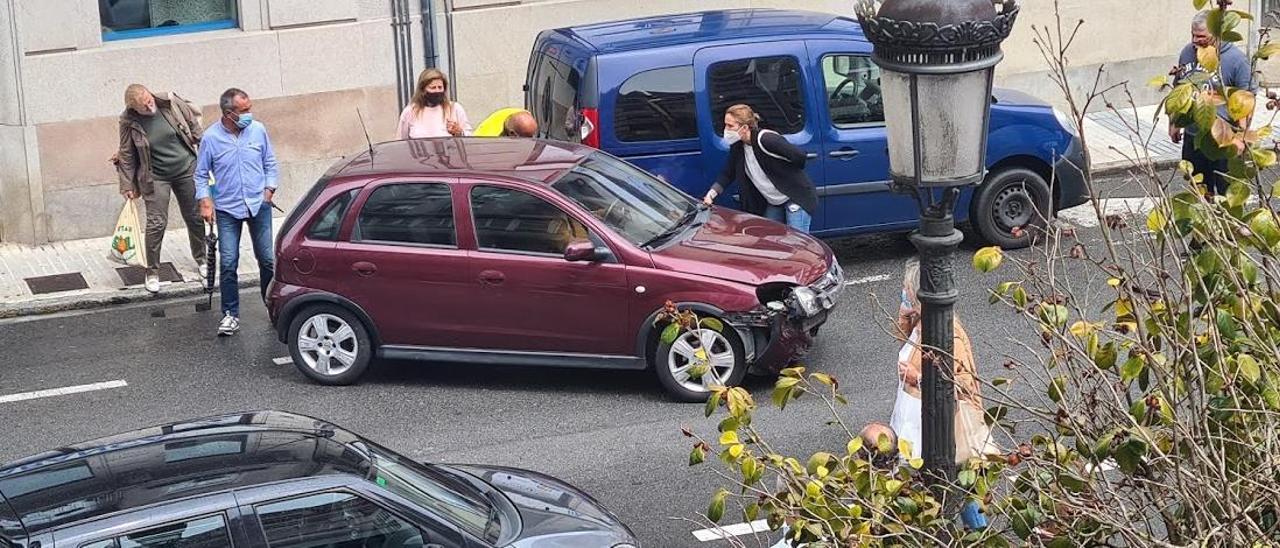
[112,84,205,293]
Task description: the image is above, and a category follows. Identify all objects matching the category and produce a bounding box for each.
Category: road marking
[692,519,771,542]
[844,273,892,286]
[0,380,128,405]
[272,356,293,365]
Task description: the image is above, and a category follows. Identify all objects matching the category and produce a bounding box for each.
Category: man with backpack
[112,84,206,293]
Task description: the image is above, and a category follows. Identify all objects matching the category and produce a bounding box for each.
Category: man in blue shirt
[196,88,278,336]
[1169,10,1257,196]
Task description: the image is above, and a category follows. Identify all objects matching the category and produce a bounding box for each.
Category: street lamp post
[854,0,1019,492]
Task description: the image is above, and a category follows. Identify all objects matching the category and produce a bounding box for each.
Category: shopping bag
[955,400,999,462]
[890,381,922,460]
[108,199,148,267]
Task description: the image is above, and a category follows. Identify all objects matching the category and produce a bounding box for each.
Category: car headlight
[789,286,821,317]
[1053,107,1079,137]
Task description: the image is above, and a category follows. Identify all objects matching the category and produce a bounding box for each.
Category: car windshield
[365,445,500,543]
[551,153,697,246]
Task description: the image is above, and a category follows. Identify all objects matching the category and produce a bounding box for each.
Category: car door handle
[805,152,818,159]
[351,261,377,277]
[479,270,505,285]
[829,149,861,159]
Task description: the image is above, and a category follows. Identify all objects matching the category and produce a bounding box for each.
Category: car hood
[993,87,1050,109]
[650,207,832,286]
[447,464,636,546]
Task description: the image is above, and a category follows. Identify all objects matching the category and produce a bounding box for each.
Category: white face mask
[723,127,742,145]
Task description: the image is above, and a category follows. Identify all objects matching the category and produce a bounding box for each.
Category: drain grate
[25,273,90,295]
[116,262,183,286]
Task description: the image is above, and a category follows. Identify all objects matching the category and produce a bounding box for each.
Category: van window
[530,54,582,142]
[822,55,884,127]
[709,56,806,135]
[615,66,697,142]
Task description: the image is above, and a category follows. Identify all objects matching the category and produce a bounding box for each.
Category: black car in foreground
[0,411,637,548]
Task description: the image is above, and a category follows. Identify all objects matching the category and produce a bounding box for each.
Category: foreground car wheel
[654,323,746,402]
[288,305,372,385]
[972,167,1051,249]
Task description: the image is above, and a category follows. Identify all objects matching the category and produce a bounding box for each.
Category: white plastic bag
[108,198,148,267]
[890,381,923,459]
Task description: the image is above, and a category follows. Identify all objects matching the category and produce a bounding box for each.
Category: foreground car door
[464,183,631,355]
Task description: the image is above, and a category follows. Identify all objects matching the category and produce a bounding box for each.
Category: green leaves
[660,322,681,345]
[1258,42,1280,60]
[1237,354,1261,385]
[1121,356,1146,384]
[1038,303,1070,329]
[1226,181,1251,209]
[690,444,707,465]
[707,488,728,523]
[1248,209,1280,248]
[1227,90,1256,123]
[1164,83,1196,116]
[700,317,724,332]
[973,246,1004,273]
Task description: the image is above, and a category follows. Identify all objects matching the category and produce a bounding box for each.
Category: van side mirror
[563,239,599,262]
[832,56,851,76]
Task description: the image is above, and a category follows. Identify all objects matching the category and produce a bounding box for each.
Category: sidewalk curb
[0,275,260,320]
[1089,157,1180,178]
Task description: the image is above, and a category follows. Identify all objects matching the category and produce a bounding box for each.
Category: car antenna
[356,107,375,163]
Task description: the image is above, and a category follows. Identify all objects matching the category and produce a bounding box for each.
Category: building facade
[0,0,1264,243]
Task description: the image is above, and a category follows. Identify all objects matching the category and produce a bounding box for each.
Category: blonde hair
[124,84,151,111]
[725,104,761,129]
[903,256,920,310]
[411,68,453,118]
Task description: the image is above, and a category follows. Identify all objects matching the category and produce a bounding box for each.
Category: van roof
[557,9,864,54]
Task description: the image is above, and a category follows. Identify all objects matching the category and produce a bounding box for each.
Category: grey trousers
[143,172,206,270]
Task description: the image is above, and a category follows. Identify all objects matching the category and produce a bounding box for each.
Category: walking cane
[195,222,218,312]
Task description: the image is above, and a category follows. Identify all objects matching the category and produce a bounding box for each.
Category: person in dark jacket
[702,104,818,233]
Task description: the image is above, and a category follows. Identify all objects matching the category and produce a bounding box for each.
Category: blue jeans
[216,206,274,317]
[763,202,812,233]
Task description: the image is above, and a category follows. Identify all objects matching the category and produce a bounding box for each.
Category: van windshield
[551,153,696,246]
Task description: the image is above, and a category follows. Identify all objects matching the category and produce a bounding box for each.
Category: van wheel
[288,304,373,385]
[652,320,747,402]
[971,167,1051,249]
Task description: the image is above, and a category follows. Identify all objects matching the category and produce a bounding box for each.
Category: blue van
[524,9,1088,248]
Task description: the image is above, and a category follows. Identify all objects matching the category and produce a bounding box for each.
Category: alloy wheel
[667,328,736,393]
[296,313,360,377]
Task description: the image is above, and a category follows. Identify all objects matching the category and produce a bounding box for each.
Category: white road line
[0,380,129,405]
[692,519,771,542]
[272,356,293,365]
[844,273,892,286]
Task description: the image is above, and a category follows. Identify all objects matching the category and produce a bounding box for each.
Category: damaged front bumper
[724,262,843,376]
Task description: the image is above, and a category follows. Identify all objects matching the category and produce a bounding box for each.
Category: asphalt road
[0,169,1155,547]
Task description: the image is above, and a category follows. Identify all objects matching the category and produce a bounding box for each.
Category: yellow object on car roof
[474,107,529,137]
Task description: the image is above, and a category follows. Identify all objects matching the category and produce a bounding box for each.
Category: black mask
[424,92,445,107]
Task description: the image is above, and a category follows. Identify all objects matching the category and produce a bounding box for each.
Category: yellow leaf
[1069,321,1095,339]
[1212,118,1236,147]
[897,438,912,457]
[884,479,904,495]
[1147,209,1167,233]
[847,437,864,456]
[908,457,924,469]
[1198,45,1220,72]
[1107,277,1122,288]
[972,246,1004,273]
[1148,75,1169,88]
[1116,298,1134,319]
[806,481,822,498]
[1228,90,1256,123]
[719,431,739,445]
[728,444,744,458]
[816,465,830,479]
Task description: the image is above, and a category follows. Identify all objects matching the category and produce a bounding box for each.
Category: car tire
[287,304,373,386]
[971,167,1051,249]
[652,318,747,402]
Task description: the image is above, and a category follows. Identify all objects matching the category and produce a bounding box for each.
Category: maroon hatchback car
[268,138,842,401]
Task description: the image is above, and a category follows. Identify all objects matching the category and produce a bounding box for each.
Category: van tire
[971,167,1051,249]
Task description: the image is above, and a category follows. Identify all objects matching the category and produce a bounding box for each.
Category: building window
[99,0,238,41]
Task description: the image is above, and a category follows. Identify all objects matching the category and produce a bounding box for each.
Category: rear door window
[354,183,456,247]
[470,186,589,256]
[821,55,884,127]
[530,53,582,142]
[708,56,806,134]
[614,66,697,142]
[109,514,232,548]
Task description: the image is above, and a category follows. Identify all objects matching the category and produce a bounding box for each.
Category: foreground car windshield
[365,445,500,542]
[551,153,697,246]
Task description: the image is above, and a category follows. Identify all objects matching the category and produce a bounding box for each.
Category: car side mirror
[563,239,599,262]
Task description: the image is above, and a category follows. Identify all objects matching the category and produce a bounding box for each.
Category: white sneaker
[144,272,161,294]
[218,314,240,336]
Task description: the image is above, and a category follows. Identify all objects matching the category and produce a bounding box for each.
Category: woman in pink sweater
[397,68,472,139]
